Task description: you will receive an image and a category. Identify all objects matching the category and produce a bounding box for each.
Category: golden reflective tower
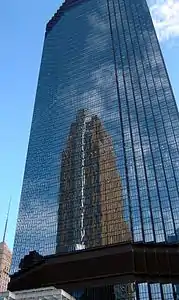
[56,109,131,253]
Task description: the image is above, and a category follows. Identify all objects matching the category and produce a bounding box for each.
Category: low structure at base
[0,287,75,300]
[8,242,179,292]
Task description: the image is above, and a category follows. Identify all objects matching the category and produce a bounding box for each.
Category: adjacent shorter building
[0,242,12,292]
[0,287,75,300]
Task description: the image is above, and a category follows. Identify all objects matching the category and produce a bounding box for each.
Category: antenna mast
[3,197,11,243]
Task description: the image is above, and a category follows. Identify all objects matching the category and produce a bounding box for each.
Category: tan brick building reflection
[0,242,12,292]
[56,109,131,253]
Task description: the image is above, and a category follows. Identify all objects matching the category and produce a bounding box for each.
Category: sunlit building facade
[11,0,179,298]
[0,287,75,300]
[0,242,11,292]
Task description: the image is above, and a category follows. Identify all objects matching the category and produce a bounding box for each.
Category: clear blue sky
[0,0,179,251]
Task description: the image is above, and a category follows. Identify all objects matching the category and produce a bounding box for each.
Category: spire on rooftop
[3,197,11,243]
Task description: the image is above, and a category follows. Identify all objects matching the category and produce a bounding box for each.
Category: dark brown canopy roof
[8,242,179,292]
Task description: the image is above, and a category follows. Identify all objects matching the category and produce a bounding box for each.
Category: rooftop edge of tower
[45,0,85,37]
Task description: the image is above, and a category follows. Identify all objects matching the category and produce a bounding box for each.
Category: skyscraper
[11,0,179,298]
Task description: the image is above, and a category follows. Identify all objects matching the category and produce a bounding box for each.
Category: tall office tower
[56,109,130,253]
[0,242,12,292]
[11,0,179,298]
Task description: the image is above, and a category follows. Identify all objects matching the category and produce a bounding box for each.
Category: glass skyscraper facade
[11,0,179,298]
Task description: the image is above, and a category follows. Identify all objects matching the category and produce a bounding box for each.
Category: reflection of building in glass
[56,109,130,253]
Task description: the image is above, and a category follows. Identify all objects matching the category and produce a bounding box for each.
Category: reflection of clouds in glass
[86,6,109,50]
[56,64,117,119]
[16,205,56,238]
